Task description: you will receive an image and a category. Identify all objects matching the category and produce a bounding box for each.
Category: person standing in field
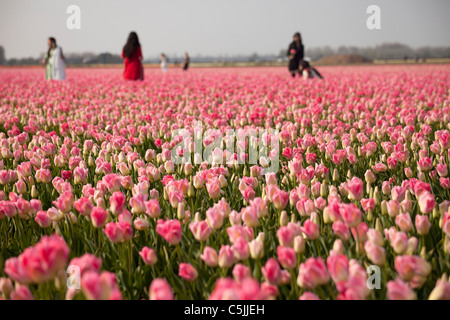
[121,32,144,80]
[42,37,66,80]
[287,32,304,77]
[182,52,190,71]
[160,53,168,73]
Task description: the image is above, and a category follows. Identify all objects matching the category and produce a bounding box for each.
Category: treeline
[2,43,450,66]
[304,43,450,61]
[1,49,124,66]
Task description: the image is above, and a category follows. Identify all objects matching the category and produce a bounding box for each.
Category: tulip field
[0,65,449,300]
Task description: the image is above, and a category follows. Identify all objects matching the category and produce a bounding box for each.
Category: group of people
[43,31,322,81]
[287,32,323,80]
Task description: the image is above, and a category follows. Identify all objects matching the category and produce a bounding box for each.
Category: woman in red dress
[121,32,144,80]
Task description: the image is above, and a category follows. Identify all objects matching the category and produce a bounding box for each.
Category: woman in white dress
[42,37,66,80]
[160,53,168,73]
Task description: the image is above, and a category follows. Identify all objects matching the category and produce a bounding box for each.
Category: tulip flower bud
[381,200,388,215]
[365,170,376,184]
[320,181,328,197]
[218,245,235,268]
[332,169,339,182]
[139,247,157,266]
[323,207,332,224]
[406,237,418,255]
[311,212,320,226]
[332,239,344,255]
[433,207,440,220]
[249,239,264,259]
[0,277,13,299]
[373,187,381,205]
[31,185,38,198]
[184,163,193,176]
[375,218,383,233]
[177,202,185,220]
[367,210,373,222]
[88,156,94,167]
[219,174,227,188]
[96,197,106,210]
[294,236,305,254]
[134,217,150,230]
[420,247,427,260]
[280,211,288,226]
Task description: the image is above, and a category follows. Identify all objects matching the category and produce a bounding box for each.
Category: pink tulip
[277,246,297,269]
[35,210,51,228]
[145,199,161,219]
[200,246,219,267]
[10,285,34,300]
[81,271,122,300]
[69,254,102,275]
[232,237,249,261]
[129,193,147,214]
[206,206,224,230]
[364,241,386,266]
[52,191,74,214]
[332,221,350,240]
[390,231,409,254]
[232,264,251,284]
[178,263,198,282]
[327,254,349,283]
[428,277,450,300]
[91,207,108,228]
[35,169,52,183]
[74,196,93,216]
[360,198,375,212]
[104,221,133,243]
[339,203,362,228]
[0,278,13,299]
[241,206,258,228]
[436,163,448,177]
[218,245,235,268]
[189,220,212,242]
[277,226,295,247]
[109,192,126,215]
[261,258,281,285]
[5,235,69,284]
[387,278,417,300]
[156,219,182,245]
[206,178,221,199]
[299,292,320,300]
[418,191,435,214]
[272,188,289,210]
[297,257,330,289]
[300,220,320,240]
[346,177,364,201]
[149,278,174,300]
[443,212,450,236]
[395,213,413,232]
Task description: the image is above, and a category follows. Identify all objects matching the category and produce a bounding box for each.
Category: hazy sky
[1,0,449,59]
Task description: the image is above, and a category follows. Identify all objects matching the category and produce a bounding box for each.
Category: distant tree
[249,53,258,62]
[0,46,5,65]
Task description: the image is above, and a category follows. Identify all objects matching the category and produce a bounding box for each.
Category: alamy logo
[366,265,381,290]
[366,5,381,30]
[66,5,81,30]
[66,265,81,290]
[171,121,280,174]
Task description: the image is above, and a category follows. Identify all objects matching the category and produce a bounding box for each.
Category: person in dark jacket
[287,32,304,77]
[183,52,190,71]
